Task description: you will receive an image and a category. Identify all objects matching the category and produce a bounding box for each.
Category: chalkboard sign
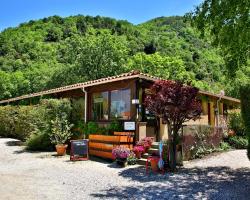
[70,139,89,161]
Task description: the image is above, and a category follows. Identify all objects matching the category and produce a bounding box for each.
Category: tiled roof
[0,70,240,104]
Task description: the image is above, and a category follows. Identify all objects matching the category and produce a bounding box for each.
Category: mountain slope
[0,15,228,100]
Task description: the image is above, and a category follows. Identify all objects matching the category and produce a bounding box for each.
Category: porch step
[142,153,149,159]
[151,142,160,149]
[147,148,159,155]
[137,158,147,165]
[137,142,160,166]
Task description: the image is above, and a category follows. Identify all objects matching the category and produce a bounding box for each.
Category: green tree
[0,15,233,100]
[45,27,63,42]
[190,0,250,159]
[189,0,250,74]
[127,52,194,82]
[49,32,129,87]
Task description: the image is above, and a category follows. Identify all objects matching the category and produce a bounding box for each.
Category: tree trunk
[169,130,177,171]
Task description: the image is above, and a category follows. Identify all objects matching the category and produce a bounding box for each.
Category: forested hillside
[0,15,234,100]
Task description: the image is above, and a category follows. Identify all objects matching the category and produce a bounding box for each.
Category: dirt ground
[0,138,249,200]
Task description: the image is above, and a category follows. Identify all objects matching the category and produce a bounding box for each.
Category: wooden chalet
[0,70,240,142]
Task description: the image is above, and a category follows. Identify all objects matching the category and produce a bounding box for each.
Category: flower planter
[116,158,128,167]
[144,145,150,152]
[56,144,68,156]
[135,151,142,159]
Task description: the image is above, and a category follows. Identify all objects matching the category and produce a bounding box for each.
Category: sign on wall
[132,99,139,104]
[124,121,136,131]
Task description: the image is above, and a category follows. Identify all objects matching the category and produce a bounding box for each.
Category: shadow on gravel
[13,148,53,155]
[5,140,23,146]
[90,166,250,199]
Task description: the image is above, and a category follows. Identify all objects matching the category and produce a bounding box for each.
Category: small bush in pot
[112,146,130,167]
[49,115,73,156]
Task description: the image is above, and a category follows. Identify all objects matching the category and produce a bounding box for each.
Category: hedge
[240,85,250,159]
[0,99,72,150]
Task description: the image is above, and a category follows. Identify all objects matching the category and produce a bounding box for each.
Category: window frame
[90,87,132,122]
[92,91,109,121]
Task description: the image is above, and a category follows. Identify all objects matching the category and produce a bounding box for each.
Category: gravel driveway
[0,138,249,200]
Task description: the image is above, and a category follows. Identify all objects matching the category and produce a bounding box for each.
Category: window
[92,92,109,120]
[110,89,131,120]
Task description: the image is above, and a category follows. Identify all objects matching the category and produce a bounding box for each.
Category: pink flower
[133,145,145,153]
[136,137,154,149]
[112,146,130,159]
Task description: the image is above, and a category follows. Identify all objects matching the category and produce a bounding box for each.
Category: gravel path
[0,138,249,200]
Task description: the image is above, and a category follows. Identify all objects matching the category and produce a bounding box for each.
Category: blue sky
[0,0,203,31]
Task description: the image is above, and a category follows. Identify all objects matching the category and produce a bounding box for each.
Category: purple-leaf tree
[144,80,202,170]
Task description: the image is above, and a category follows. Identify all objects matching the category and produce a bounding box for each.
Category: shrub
[0,106,17,138]
[0,99,72,150]
[107,120,123,133]
[49,115,73,145]
[189,125,216,159]
[83,122,99,137]
[228,136,248,149]
[0,105,42,141]
[40,99,72,121]
[191,146,216,159]
[240,85,250,159]
[228,112,245,136]
[220,141,231,151]
[26,132,53,151]
[71,98,85,124]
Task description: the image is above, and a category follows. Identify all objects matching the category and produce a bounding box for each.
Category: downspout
[216,98,221,127]
[81,88,87,123]
[216,91,225,127]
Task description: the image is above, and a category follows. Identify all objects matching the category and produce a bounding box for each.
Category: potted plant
[112,146,130,167]
[133,145,145,159]
[127,152,137,165]
[136,137,154,152]
[142,137,154,146]
[49,115,73,156]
